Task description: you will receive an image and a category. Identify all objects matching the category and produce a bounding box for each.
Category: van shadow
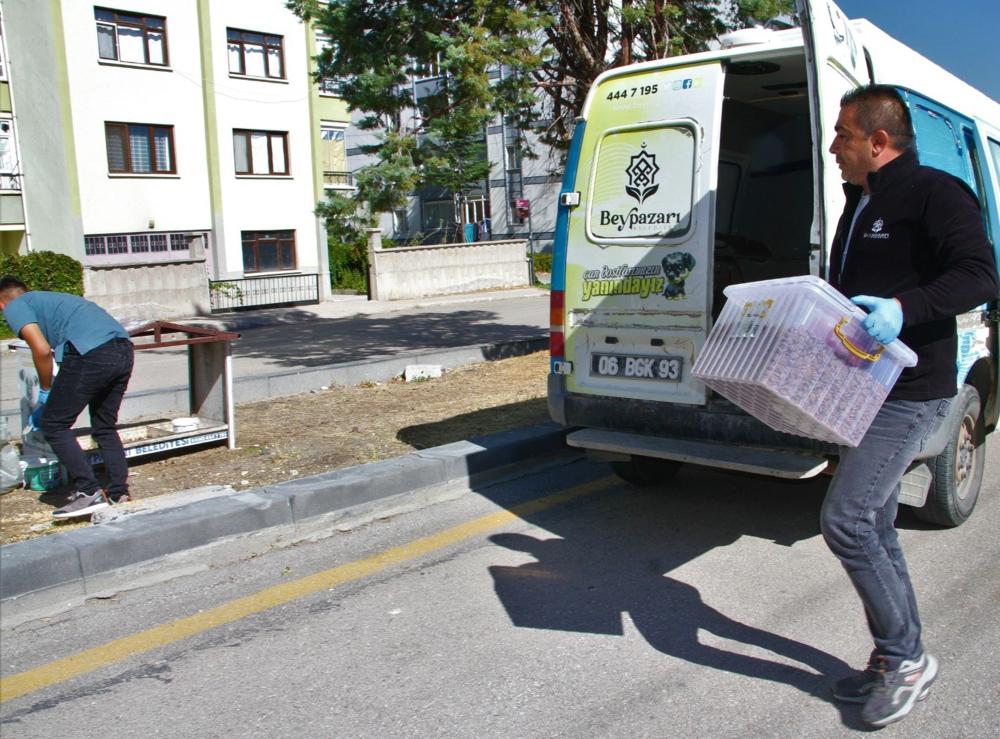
[483,466,865,727]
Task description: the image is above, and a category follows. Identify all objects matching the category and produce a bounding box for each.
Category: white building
[0,0,351,318]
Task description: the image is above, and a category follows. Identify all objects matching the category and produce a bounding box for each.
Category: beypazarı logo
[625,143,659,204]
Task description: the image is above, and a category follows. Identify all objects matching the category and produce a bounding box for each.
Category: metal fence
[208,273,321,312]
[323,170,354,188]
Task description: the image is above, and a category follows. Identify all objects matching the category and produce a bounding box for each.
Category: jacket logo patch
[864,217,890,239]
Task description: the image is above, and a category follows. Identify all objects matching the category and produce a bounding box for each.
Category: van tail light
[550,289,565,360]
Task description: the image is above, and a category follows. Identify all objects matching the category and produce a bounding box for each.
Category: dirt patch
[0,352,550,545]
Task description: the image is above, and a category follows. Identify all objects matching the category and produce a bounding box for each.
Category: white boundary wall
[367,231,531,301]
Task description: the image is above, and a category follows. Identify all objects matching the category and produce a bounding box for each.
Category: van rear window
[588,124,695,242]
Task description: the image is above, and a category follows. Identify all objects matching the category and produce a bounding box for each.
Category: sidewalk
[2,286,551,432]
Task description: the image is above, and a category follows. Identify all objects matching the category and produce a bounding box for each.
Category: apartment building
[0,0,350,319]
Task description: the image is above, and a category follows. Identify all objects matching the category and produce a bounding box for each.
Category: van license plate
[591,353,683,381]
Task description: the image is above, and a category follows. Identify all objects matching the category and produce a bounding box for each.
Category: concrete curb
[0,422,573,618]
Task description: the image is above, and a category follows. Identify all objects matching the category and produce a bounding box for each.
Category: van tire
[915,385,985,528]
[611,456,682,487]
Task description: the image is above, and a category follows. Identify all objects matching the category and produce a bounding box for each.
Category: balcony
[323,171,354,190]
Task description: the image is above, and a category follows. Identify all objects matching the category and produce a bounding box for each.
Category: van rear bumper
[557,386,837,454]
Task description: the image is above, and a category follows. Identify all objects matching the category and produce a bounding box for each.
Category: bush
[532,250,553,274]
[0,251,84,338]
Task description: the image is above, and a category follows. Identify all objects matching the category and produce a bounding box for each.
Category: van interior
[713,49,814,318]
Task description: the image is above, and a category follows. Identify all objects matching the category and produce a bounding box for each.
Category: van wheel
[611,456,682,487]
[915,385,985,528]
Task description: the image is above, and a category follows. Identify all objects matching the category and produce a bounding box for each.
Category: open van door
[797,0,870,275]
[561,61,726,407]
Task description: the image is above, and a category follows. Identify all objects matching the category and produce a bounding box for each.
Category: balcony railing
[0,173,22,192]
[208,273,321,312]
[323,170,354,189]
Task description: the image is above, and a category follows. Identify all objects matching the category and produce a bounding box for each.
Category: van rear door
[797,0,870,273]
[563,61,725,406]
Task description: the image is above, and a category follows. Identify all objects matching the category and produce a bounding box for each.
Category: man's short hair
[840,84,915,151]
[0,275,27,294]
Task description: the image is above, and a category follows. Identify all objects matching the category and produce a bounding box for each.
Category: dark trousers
[41,338,134,497]
[819,396,952,667]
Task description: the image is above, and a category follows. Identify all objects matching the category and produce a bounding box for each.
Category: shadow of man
[486,480,860,723]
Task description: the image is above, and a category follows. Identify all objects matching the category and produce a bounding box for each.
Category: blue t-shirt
[2,291,129,361]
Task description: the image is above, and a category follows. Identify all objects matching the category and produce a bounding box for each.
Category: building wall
[1,0,83,254]
[61,0,212,238]
[204,0,321,280]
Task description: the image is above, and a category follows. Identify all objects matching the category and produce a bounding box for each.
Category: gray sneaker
[833,660,932,704]
[861,653,938,728]
[52,490,110,519]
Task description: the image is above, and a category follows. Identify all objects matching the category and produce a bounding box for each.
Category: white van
[547,0,1000,526]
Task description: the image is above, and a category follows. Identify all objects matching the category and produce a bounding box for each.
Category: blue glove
[29,388,49,431]
[851,295,903,344]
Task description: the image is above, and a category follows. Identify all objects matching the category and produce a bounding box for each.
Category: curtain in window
[250,133,269,174]
[153,127,171,171]
[233,133,249,173]
[269,136,286,174]
[128,125,151,172]
[244,44,266,77]
[147,31,165,65]
[227,43,243,74]
[267,47,282,77]
[106,126,127,171]
[97,24,117,60]
[117,26,146,63]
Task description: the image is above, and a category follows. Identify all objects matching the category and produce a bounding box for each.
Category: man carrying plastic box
[0,277,134,519]
[824,85,998,727]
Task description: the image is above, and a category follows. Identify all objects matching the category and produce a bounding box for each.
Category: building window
[84,231,204,263]
[233,130,289,175]
[95,8,168,66]
[242,230,296,273]
[105,122,175,174]
[227,28,284,79]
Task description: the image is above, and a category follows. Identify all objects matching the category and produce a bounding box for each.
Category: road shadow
[223,309,547,369]
[481,463,867,728]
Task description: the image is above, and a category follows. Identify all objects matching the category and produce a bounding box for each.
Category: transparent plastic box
[691,276,917,447]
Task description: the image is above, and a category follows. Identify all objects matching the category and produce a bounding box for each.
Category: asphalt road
[2,439,999,738]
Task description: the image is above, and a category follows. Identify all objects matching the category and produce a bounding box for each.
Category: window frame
[105,122,177,175]
[241,230,297,273]
[94,7,169,67]
[227,28,285,80]
[232,129,290,176]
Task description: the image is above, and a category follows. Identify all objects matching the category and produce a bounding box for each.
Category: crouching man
[0,276,134,518]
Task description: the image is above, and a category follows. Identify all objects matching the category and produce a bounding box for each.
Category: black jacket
[829,149,998,401]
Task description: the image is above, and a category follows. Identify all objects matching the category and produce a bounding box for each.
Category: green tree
[288,0,794,258]
[289,0,545,244]
[532,1,796,150]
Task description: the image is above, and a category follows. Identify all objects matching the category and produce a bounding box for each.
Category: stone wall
[367,232,531,301]
[84,261,211,327]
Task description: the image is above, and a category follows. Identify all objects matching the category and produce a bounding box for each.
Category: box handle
[834,318,883,362]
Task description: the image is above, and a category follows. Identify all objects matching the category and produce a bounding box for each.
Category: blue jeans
[40,338,134,497]
[820,396,952,668]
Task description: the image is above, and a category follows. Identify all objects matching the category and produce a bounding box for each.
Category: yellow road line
[1,476,615,703]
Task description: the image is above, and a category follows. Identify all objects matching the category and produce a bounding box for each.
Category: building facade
[0,0,350,319]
